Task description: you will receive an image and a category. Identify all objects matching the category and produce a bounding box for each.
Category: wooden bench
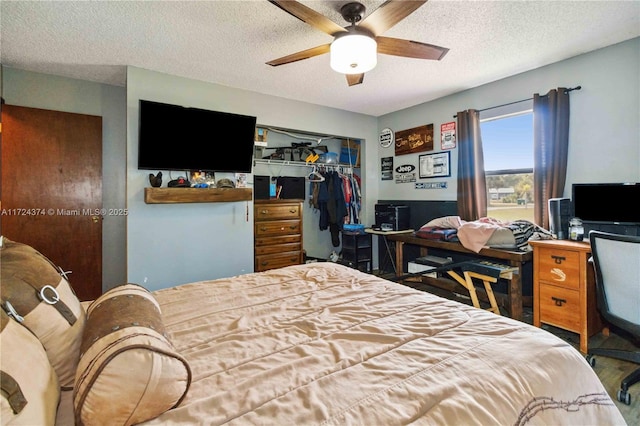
[386,234,533,321]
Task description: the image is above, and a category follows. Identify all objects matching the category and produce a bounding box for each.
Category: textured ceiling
[1,1,639,116]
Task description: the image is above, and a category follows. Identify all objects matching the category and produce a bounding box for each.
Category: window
[480,103,534,223]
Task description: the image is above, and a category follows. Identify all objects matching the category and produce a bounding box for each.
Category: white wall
[376,38,640,202]
[126,67,378,290]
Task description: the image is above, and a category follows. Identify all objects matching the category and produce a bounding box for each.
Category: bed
[0,237,626,425]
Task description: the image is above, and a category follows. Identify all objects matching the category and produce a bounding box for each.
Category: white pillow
[421,216,463,229]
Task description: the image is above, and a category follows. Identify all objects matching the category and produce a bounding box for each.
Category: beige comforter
[142,263,624,425]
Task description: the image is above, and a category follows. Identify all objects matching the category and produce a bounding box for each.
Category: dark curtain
[456,109,487,220]
[533,88,570,229]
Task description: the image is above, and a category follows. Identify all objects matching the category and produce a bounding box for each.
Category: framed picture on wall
[419,151,451,178]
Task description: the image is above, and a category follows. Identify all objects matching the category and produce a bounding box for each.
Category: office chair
[585,231,640,405]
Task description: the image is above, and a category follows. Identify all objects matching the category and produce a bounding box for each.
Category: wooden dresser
[529,239,603,353]
[254,199,304,272]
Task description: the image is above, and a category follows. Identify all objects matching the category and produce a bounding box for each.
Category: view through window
[480,110,534,223]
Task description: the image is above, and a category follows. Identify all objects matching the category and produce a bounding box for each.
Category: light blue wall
[2,67,127,290]
[377,38,640,202]
[126,67,378,290]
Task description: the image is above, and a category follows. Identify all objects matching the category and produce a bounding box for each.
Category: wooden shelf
[144,187,252,204]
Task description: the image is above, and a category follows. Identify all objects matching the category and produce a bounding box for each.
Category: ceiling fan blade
[266,44,331,67]
[268,0,346,36]
[359,1,427,36]
[346,73,364,86]
[376,36,449,60]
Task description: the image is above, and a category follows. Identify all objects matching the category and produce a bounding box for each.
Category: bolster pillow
[73,283,191,426]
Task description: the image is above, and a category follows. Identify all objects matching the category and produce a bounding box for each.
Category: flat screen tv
[572,182,640,225]
[138,100,257,173]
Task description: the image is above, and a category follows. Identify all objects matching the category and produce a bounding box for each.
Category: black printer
[374,204,410,231]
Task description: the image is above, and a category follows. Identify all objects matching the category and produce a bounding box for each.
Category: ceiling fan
[266,0,449,86]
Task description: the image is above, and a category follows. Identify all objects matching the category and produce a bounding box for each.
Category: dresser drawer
[255,251,302,272]
[254,204,301,221]
[537,247,580,290]
[255,235,301,247]
[255,242,302,256]
[539,283,580,332]
[255,220,301,237]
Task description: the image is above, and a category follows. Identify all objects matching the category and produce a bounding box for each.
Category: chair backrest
[589,230,640,337]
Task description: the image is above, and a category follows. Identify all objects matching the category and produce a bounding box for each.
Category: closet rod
[254,159,314,168]
[254,159,351,171]
[254,159,353,174]
[452,85,581,118]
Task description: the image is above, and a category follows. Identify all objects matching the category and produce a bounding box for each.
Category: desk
[365,228,414,274]
[387,233,532,321]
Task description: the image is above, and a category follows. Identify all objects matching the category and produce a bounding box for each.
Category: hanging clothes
[316,170,347,246]
[311,165,362,246]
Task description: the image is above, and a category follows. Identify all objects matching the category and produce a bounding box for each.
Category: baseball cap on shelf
[216,178,235,188]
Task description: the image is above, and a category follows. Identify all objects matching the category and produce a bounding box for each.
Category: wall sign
[440,122,456,150]
[419,151,451,178]
[395,164,415,174]
[381,156,393,180]
[415,182,448,189]
[395,124,434,156]
[379,128,394,148]
[395,173,416,184]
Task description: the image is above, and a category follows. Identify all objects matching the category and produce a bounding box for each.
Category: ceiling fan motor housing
[340,2,367,24]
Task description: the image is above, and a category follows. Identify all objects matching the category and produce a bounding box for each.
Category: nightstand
[529,239,603,353]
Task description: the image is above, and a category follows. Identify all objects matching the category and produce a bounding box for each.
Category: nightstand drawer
[539,283,580,332]
[537,247,580,290]
[254,204,301,221]
[255,220,301,237]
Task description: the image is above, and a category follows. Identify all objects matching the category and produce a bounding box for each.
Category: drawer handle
[289,208,297,213]
[260,226,268,231]
[551,255,566,264]
[260,209,269,215]
[551,296,567,307]
[289,225,298,230]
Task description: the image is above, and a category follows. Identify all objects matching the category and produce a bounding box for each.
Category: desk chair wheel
[617,389,631,405]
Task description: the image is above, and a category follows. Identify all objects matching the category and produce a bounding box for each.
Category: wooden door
[1,104,103,301]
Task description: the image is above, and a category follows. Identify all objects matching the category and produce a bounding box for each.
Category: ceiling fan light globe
[330,34,377,74]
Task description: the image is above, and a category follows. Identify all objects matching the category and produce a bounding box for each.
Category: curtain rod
[452,85,581,118]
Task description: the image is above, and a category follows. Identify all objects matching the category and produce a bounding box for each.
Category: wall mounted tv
[572,182,640,225]
[138,100,257,173]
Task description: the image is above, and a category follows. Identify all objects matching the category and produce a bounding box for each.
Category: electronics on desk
[375,204,410,231]
[548,197,571,239]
